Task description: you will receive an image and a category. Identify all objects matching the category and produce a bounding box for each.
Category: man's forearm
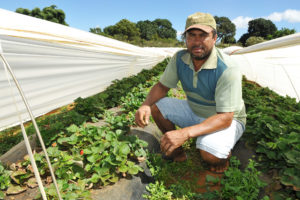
[184,112,234,138]
[142,82,170,106]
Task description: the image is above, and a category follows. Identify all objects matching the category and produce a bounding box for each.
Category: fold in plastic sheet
[0,8,181,130]
[223,33,300,102]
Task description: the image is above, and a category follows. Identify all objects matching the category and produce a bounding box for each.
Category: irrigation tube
[0,46,62,200]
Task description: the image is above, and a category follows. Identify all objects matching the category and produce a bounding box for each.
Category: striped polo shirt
[159,46,246,125]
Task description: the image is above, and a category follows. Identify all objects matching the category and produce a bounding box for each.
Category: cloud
[177,30,183,36]
[266,9,300,23]
[176,30,183,39]
[232,16,253,28]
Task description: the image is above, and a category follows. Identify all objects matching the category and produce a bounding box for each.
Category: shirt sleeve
[159,52,179,88]
[215,67,243,112]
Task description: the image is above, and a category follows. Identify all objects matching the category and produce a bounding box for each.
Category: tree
[214,16,236,43]
[16,5,68,26]
[153,19,176,39]
[238,33,250,46]
[223,36,236,44]
[245,36,265,47]
[267,28,296,40]
[89,27,103,35]
[103,19,140,41]
[136,20,158,40]
[248,18,277,38]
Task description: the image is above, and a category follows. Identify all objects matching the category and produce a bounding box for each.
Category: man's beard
[189,46,212,60]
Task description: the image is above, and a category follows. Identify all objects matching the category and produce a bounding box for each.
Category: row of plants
[144,153,268,200]
[242,80,300,199]
[0,113,148,199]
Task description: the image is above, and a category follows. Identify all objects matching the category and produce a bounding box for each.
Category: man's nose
[193,36,202,44]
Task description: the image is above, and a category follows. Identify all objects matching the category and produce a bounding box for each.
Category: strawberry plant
[242,77,300,199]
[218,157,267,199]
[0,162,11,199]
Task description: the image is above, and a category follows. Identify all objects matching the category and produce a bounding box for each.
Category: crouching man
[135,12,246,173]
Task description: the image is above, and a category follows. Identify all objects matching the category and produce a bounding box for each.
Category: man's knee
[150,104,162,119]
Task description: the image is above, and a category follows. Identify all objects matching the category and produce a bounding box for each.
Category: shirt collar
[181,46,217,70]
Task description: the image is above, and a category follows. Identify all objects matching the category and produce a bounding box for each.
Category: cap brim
[184,24,213,33]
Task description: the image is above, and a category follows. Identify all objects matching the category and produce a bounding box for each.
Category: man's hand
[160,129,189,156]
[135,105,151,128]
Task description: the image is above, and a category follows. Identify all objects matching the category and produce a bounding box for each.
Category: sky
[1,0,300,41]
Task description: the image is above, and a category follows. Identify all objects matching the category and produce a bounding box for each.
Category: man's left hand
[160,129,189,156]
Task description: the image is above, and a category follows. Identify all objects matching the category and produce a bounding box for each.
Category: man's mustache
[191,46,205,50]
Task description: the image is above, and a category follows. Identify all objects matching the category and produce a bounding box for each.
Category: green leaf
[87,154,101,163]
[128,164,142,175]
[47,147,60,157]
[119,165,128,173]
[67,134,78,145]
[66,124,79,133]
[57,137,69,145]
[205,174,219,184]
[105,132,114,141]
[284,150,300,164]
[118,143,130,156]
[90,173,100,183]
[134,148,146,157]
[0,191,5,199]
[83,148,93,154]
[84,164,93,171]
[109,175,119,183]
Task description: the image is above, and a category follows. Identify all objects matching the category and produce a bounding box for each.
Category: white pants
[156,97,245,159]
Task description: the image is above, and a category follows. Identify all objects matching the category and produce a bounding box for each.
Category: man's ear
[213,34,217,44]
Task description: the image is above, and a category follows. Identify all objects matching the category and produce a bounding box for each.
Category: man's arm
[160,112,234,156]
[135,82,170,127]
[185,111,234,137]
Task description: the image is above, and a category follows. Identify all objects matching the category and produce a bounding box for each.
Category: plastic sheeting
[0,8,179,130]
[223,33,300,102]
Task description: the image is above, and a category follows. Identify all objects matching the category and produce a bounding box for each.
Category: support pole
[0,49,62,200]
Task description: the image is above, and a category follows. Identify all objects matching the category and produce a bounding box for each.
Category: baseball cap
[184,12,216,33]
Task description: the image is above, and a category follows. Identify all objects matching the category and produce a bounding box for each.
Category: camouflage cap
[184,12,216,33]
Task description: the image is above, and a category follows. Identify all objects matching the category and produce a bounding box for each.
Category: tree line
[16,5,296,47]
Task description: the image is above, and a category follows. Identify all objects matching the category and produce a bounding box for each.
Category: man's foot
[162,147,187,162]
[209,159,229,173]
[173,151,187,162]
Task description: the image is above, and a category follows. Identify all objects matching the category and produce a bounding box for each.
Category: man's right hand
[135,105,151,128]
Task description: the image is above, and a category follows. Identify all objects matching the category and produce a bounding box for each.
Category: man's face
[185,29,217,60]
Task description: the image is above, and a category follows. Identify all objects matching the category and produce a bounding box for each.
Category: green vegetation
[242,79,300,199]
[15,5,296,48]
[238,18,296,46]
[90,18,182,47]
[0,162,11,198]
[144,151,267,200]
[266,28,296,40]
[214,16,236,43]
[15,5,68,26]
[245,36,266,47]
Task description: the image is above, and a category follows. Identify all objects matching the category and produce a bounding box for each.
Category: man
[135,12,246,173]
